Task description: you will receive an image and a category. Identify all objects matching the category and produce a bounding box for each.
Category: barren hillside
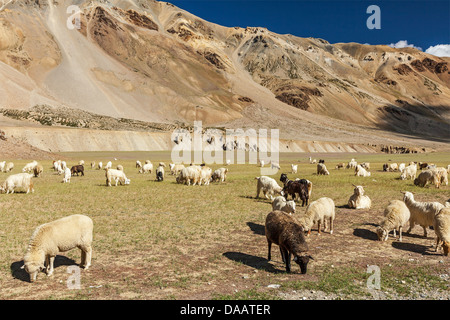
[0,0,449,153]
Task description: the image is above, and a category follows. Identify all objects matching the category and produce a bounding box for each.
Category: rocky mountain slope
[0,0,448,153]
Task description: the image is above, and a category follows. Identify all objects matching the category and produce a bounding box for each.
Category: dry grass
[0,151,449,300]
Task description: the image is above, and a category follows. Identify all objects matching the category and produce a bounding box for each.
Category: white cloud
[425,44,450,57]
[388,40,422,51]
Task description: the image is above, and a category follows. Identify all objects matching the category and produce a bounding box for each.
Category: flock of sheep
[0,156,449,281]
[258,157,449,273]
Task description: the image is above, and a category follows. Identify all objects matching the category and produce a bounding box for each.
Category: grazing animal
[317,163,330,175]
[105,168,130,186]
[335,163,345,170]
[0,173,34,194]
[211,168,228,183]
[255,176,283,200]
[176,166,201,186]
[22,214,93,282]
[400,164,417,180]
[33,164,44,178]
[265,211,313,273]
[71,165,84,176]
[297,197,336,235]
[376,200,410,242]
[280,174,309,206]
[414,169,440,188]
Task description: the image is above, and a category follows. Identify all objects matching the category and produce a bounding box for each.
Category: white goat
[271,196,296,214]
[0,173,34,194]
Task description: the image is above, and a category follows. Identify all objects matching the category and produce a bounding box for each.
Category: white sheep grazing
[376,200,410,242]
[211,167,228,183]
[255,176,284,200]
[22,160,38,173]
[317,163,330,175]
[0,161,5,172]
[400,164,417,180]
[136,160,142,169]
[433,207,450,256]
[271,162,280,170]
[403,191,444,237]
[355,164,371,177]
[176,166,201,185]
[22,214,93,282]
[297,197,335,235]
[62,167,71,183]
[348,185,371,209]
[291,164,298,174]
[432,167,448,186]
[388,163,398,172]
[139,162,153,174]
[414,169,440,188]
[398,163,406,172]
[0,173,34,194]
[271,196,296,214]
[4,162,14,172]
[105,168,130,186]
[105,161,112,170]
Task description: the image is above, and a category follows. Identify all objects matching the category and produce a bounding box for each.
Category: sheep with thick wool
[400,164,417,180]
[105,168,130,187]
[402,191,444,237]
[297,197,335,235]
[414,169,440,188]
[431,167,448,187]
[22,214,93,282]
[22,160,38,173]
[199,166,212,185]
[271,196,296,214]
[176,166,201,186]
[139,162,153,174]
[265,210,313,273]
[255,176,284,200]
[348,185,371,209]
[0,173,34,194]
[355,164,371,177]
[33,164,43,177]
[433,207,450,256]
[376,200,410,242]
[3,162,14,172]
[211,168,228,183]
[317,163,329,175]
[346,159,357,169]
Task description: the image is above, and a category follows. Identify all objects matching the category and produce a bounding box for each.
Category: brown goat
[265,211,313,273]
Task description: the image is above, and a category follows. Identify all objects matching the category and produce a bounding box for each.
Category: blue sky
[170,0,450,55]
